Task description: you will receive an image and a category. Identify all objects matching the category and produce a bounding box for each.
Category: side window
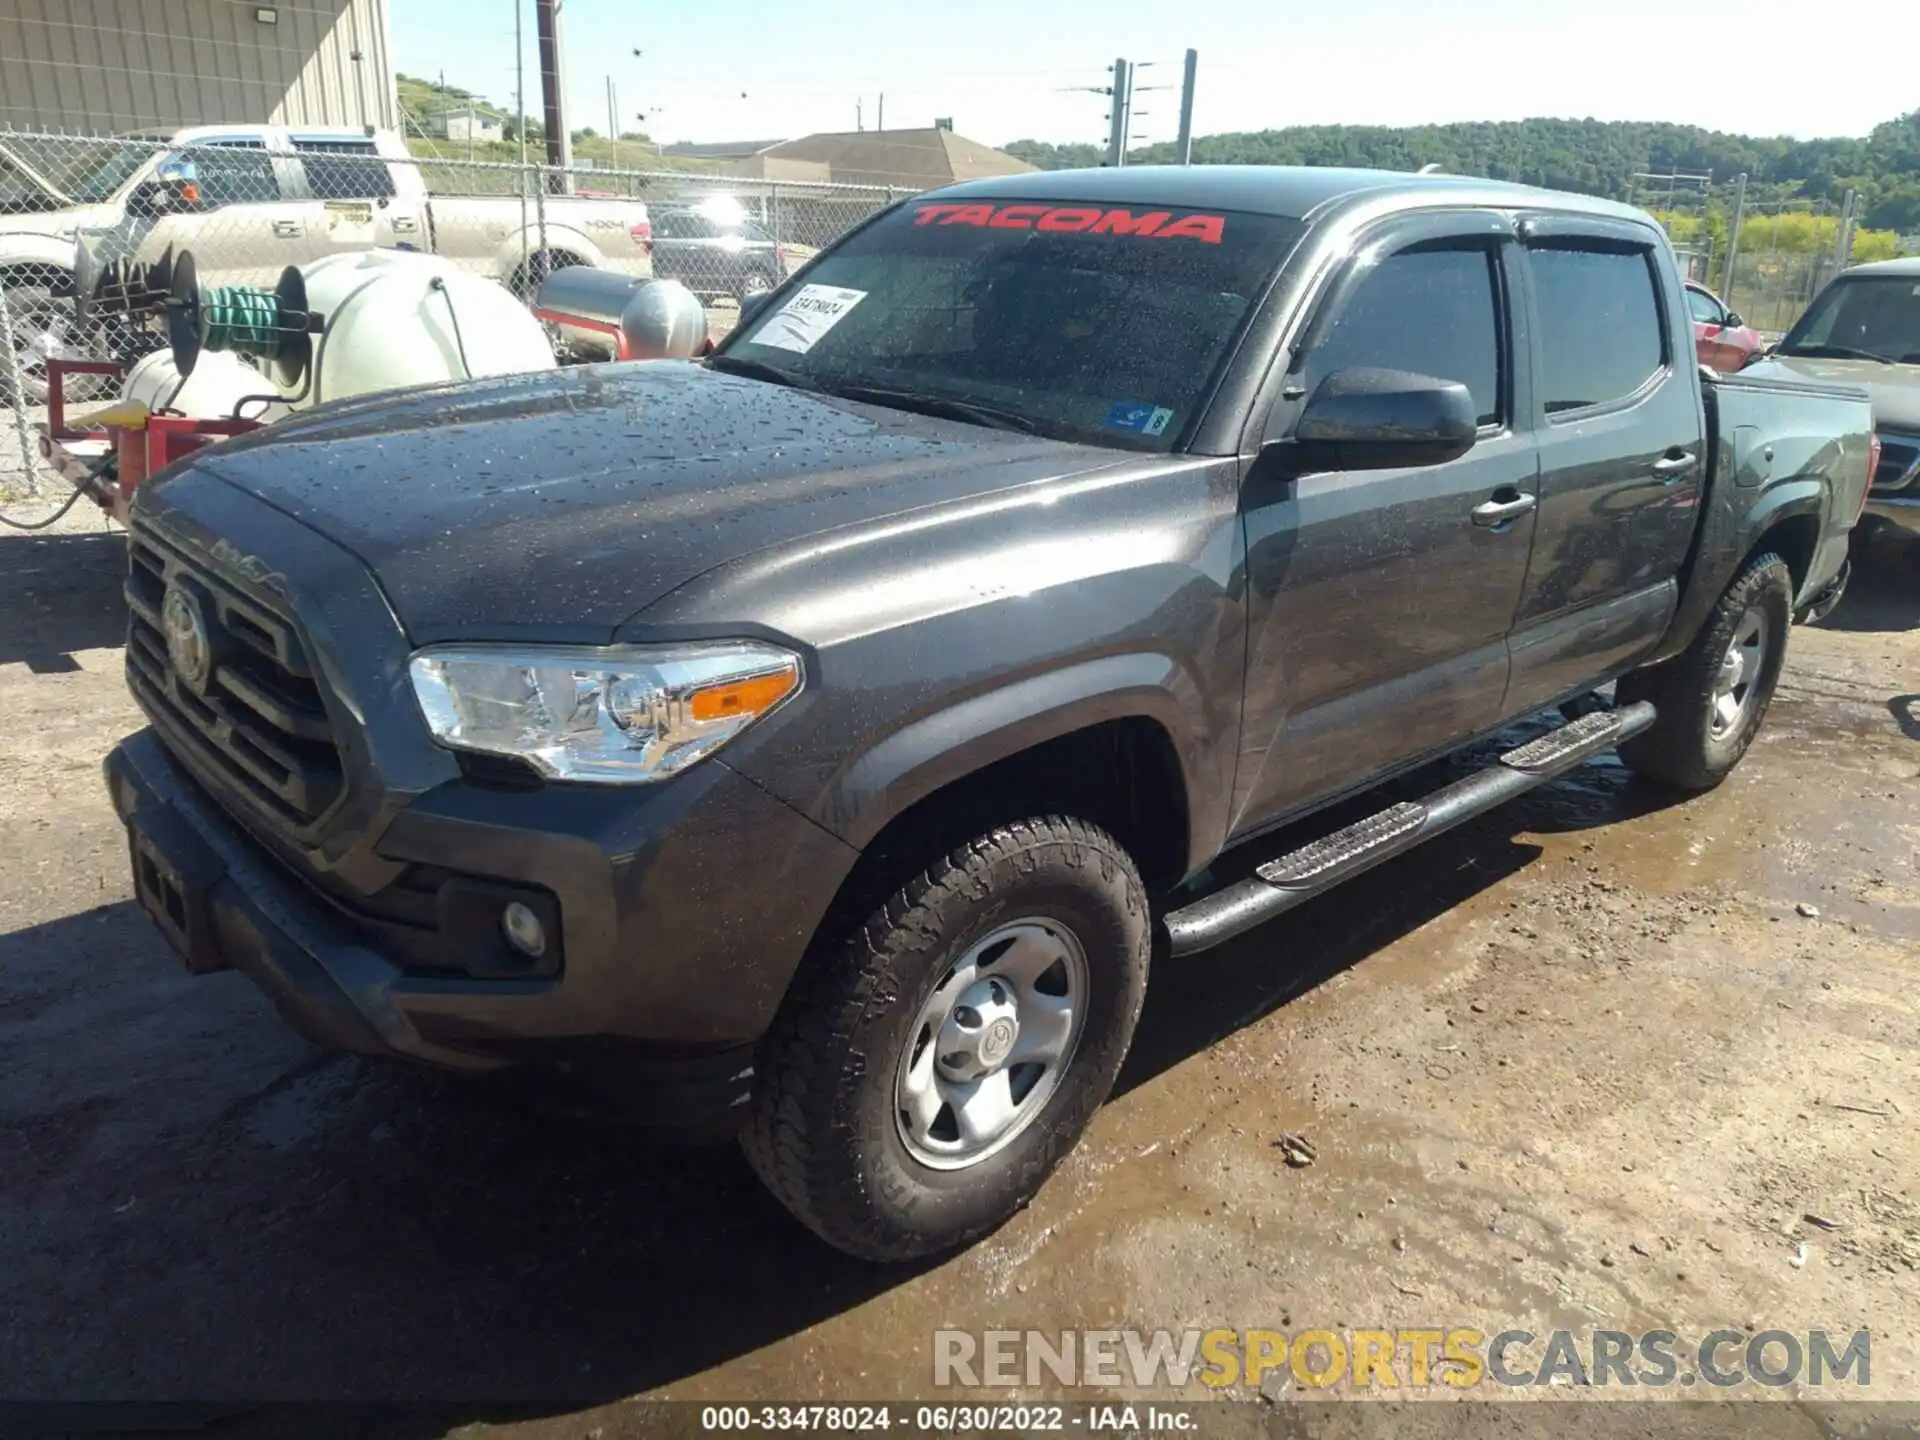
[656,212,704,240]
[294,141,396,201]
[185,142,278,207]
[1685,287,1724,325]
[1528,243,1667,414]
[1302,243,1504,428]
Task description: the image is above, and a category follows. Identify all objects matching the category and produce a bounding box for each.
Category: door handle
[272,219,302,238]
[1471,492,1538,528]
[391,216,418,233]
[1650,449,1697,479]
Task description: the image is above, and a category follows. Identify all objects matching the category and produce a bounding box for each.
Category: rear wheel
[742,815,1150,1262]
[1617,551,1793,791]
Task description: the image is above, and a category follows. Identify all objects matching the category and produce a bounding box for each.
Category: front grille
[125,524,346,835]
[1874,432,1920,492]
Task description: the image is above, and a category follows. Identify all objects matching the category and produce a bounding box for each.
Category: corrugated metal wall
[0,0,396,133]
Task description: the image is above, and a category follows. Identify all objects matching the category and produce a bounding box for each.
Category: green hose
[200,286,290,359]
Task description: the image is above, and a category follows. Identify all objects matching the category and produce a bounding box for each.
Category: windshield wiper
[821,384,1042,434]
[1778,343,1896,365]
[705,354,823,391]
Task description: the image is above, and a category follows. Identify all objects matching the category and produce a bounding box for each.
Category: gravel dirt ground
[1,495,1916,1436]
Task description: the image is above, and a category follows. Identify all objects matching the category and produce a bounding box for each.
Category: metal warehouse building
[0,0,396,133]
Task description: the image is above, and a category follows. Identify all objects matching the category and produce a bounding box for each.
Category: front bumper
[106,726,859,1134]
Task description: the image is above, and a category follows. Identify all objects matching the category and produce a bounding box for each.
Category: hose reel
[164,251,323,387]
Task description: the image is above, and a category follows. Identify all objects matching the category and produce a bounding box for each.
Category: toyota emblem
[161,586,212,692]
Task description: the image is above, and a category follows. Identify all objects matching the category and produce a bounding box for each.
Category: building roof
[755,128,1034,190]
[663,139,786,160]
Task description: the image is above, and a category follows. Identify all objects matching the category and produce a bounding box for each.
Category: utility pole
[535,0,570,192]
[514,0,527,167]
[1835,188,1858,271]
[857,97,864,132]
[878,93,884,132]
[1721,172,1747,304]
[1176,49,1197,165]
[515,0,527,280]
[1105,57,1130,167]
[607,75,618,172]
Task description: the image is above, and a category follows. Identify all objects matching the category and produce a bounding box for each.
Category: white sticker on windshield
[749,283,868,354]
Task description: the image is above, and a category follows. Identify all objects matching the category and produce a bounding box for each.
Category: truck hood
[1757,355,1920,432]
[183,361,1125,643]
[0,204,116,240]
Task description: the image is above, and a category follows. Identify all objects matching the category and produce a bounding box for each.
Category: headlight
[408,641,802,784]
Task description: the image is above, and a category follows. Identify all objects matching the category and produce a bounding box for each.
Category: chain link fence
[1720,201,1850,338]
[1,126,912,501]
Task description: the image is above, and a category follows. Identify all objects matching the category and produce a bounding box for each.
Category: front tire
[1617,551,1794,790]
[742,816,1150,1262]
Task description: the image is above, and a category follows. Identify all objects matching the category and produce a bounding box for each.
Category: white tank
[297,249,557,405]
[120,347,291,423]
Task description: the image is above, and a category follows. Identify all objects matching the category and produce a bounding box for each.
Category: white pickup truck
[1,124,653,400]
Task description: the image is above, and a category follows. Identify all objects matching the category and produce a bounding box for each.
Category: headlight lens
[408,641,802,783]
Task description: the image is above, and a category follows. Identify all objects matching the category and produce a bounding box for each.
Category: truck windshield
[1778,275,1920,365]
[715,199,1305,450]
[0,139,154,212]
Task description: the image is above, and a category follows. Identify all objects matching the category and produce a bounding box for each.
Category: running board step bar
[1162,700,1657,957]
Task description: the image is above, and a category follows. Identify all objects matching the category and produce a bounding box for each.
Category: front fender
[823,650,1212,865]
[0,233,78,276]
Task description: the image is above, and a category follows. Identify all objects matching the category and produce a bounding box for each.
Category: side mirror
[1724,311,1745,329]
[129,178,197,218]
[737,290,774,327]
[1275,366,1479,473]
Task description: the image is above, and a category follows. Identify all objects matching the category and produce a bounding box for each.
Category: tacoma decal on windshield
[911,203,1227,243]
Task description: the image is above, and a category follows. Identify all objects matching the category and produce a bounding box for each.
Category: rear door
[1504,221,1705,714]
[1233,212,1540,834]
[288,137,424,259]
[653,209,733,296]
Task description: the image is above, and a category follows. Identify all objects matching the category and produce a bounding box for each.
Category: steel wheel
[1710,605,1769,737]
[894,917,1089,1171]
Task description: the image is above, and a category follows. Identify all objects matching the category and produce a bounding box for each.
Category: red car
[1686,281,1766,371]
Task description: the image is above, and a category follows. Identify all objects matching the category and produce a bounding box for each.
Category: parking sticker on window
[748,284,868,354]
[1106,401,1176,436]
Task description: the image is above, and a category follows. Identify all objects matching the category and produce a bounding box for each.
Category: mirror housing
[737,289,774,327]
[1273,366,1479,473]
[1724,310,1744,329]
[129,178,198,218]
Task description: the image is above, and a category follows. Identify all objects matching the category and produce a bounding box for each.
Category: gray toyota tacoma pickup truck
[103,166,1874,1262]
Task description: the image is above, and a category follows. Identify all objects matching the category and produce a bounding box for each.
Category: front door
[1233,217,1540,836]
[143,139,304,289]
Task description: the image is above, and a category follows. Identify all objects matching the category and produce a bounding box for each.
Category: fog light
[500,901,547,958]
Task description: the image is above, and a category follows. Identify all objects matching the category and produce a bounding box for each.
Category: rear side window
[1303,243,1504,427]
[1528,243,1666,413]
[294,140,396,201]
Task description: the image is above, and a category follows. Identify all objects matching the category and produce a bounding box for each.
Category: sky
[388,0,1908,151]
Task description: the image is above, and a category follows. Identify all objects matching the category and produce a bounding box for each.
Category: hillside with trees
[1004,111,1920,232]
